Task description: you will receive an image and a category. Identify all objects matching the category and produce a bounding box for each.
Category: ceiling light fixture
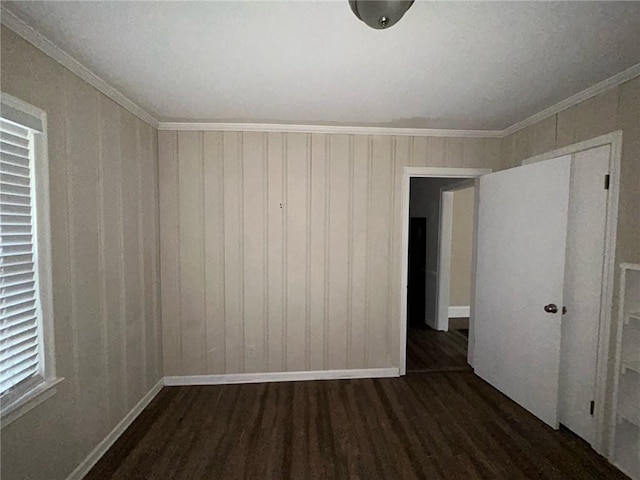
[349,0,414,30]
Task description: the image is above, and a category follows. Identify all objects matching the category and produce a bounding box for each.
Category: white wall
[158,131,502,375]
[0,26,162,480]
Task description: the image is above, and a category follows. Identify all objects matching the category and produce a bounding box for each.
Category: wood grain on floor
[407,324,470,372]
[85,372,627,480]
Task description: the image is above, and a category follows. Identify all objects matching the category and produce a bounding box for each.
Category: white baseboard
[448,306,470,318]
[164,368,400,386]
[65,378,164,480]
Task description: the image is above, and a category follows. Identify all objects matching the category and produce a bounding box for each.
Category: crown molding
[0,5,159,128]
[157,122,503,138]
[501,62,640,137]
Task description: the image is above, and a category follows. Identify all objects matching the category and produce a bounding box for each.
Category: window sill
[1,377,64,428]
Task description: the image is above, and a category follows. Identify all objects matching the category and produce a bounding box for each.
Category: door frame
[399,167,491,375]
[521,131,622,457]
[436,179,475,332]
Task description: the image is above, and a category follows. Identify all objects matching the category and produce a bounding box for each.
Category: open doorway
[401,169,489,373]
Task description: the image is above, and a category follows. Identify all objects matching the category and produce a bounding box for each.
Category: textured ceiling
[7,1,640,129]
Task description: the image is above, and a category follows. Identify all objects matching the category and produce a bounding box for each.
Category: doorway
[399,167,490,375]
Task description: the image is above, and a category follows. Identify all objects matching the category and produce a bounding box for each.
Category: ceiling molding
[2,4,638,138]
[501,62,640,137]
[157,122,503,138]
[0,5,159,128]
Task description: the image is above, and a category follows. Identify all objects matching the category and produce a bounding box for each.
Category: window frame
[1,93,62,427]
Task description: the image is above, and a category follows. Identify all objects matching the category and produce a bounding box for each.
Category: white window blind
[0,118,43,399]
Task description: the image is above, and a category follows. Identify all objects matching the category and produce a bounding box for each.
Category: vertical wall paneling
[326,135,350,369]
[223,132,244,373]
[121,112,144,408]
[136,121,147,392]
[346,136,354,368]
[367,136,393,368]
[428,137,446,166]
[285,133,309,370]
[203,132,226,373]
[266,133,284,371]
[309,134,327,371]
[159,131,507,375]
[177,131,206,373]
[1,27,162,480]
[158,132,180,375]
[64,71,106,448]
[350,136,369,368]
[243,132,267,373]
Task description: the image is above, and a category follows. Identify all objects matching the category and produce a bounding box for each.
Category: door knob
[544,303,559,314]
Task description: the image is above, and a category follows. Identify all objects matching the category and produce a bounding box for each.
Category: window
[1,93,60,425]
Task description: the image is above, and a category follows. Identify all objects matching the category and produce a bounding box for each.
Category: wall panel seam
[150,130,161,381]
[115,108,127,406]
[136,121,147,390]
[282,134,288,371]
[323,135,331,370]
[220,133,227,372]
[363,136,372,366]
[200,131,207,372]
[63,71,81,427]
[262,132,269,371]
[239,132,245,373]
[386,137,397,364]
[305,133,312,371]
[95,95,111,427]
[175,131,183,372]
[346,135,354,368]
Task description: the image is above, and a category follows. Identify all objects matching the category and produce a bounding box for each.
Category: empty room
[1,1,640,479]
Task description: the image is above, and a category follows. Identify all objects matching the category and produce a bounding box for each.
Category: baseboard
[448,306,470,318]
[65,378,164,480]
[164,368,400,386]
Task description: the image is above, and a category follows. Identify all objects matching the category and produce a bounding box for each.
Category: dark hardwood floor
[86,372,627,480]
[407,324,470,372]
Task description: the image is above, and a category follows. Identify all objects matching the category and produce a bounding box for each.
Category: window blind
[0,118,42,398]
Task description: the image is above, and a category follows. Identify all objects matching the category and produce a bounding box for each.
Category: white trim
[448,306,471,318]
[64,379,164,480]
[520,131,622,458]
[2,2,637,138]
[163,368,399,386]
[0,5,158,128]
[1,377,64,427]
[399,167,491,375]
[157,122,501,138]
[502,64,640,137]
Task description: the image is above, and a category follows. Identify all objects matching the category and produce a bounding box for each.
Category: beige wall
[0,27,162,480]
[159,131,501,375]
[450,187,474,307]
[500,75,640,451]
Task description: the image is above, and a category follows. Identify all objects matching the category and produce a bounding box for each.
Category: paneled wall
[500,75,640,453]
[159,131,501,375]
[1,27,161,480]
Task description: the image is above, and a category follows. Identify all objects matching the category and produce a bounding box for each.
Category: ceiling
[6,1,640,130]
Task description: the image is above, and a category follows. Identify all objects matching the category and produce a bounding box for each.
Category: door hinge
[590,400,595,416]
[562,306,567,315]
[604,174,610,190]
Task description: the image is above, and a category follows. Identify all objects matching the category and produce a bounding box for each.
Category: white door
[559,145,610,443]
[473,156,571,428]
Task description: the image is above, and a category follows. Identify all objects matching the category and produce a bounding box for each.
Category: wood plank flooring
[86,372,627,480]
[407,324,470,372]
